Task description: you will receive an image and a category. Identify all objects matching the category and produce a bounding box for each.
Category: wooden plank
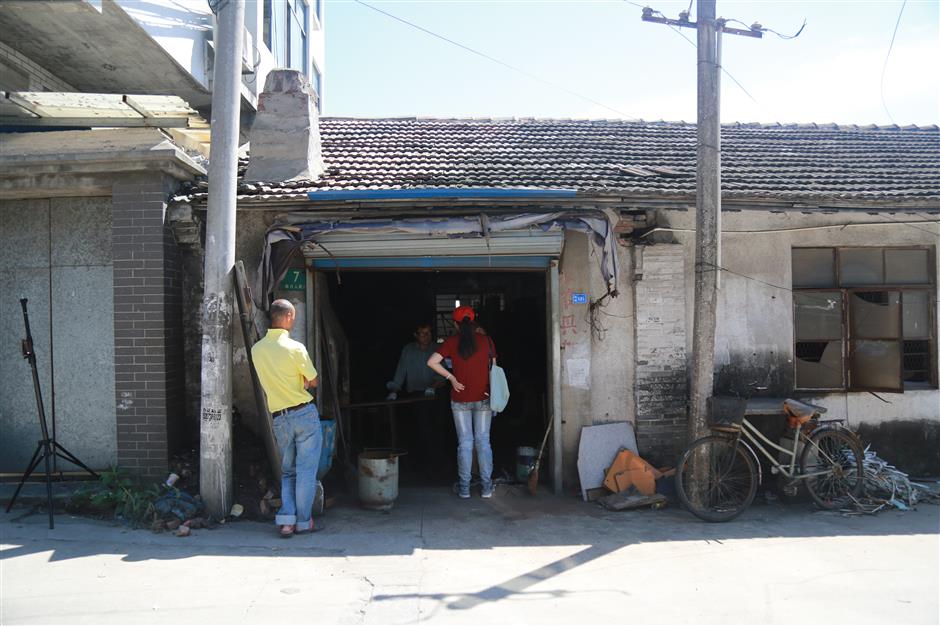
[234,260,281,482]
[0,115,190,128]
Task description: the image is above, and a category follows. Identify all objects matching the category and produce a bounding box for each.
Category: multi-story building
[0,0,325,114]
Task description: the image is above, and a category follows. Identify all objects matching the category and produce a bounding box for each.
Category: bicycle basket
[707,397,747,432]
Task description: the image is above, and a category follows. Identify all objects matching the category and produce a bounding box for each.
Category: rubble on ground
[843,446,940,515]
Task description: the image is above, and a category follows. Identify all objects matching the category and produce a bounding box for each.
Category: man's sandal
[279,524,295,538]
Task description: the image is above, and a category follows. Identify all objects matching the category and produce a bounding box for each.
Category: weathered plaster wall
[558,232,637,489]
[0,197,116,472]
[589,241,636,426]
[559,232,593,488]
[658,208,939,469]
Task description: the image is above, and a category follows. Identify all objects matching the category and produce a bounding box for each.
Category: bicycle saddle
[783,398,828,418]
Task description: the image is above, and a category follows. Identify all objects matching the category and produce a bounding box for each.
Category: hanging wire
[723,17,807,39]
[354,0,639,120]
[880,0,908,125]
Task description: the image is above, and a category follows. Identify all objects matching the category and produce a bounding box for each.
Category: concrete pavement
[1,486,938,624]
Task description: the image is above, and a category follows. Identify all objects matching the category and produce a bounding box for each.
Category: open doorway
[325,270,549,488]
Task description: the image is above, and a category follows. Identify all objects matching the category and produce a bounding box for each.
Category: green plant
[67,467,161,526]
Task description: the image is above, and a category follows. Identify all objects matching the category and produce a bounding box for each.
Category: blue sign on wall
[571,293,588,304]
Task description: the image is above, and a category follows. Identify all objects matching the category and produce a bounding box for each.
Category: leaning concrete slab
[576,421,638,501]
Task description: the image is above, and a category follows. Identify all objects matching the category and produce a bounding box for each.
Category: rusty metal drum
[358,451,399,510]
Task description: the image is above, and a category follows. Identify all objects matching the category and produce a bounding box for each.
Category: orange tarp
[602,450,663,496]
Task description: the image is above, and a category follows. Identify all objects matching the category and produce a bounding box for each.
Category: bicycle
[675,397,865,522]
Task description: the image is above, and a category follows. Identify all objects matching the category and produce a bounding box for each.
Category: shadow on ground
[3,485,938,613]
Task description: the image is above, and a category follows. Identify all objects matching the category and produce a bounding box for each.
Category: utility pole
[200,0,245,518]
[641,1,762,443]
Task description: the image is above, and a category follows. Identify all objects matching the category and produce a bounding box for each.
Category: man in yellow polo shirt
[251,299,321,538]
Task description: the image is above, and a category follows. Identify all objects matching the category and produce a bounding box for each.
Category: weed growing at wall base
[67,467,161,527]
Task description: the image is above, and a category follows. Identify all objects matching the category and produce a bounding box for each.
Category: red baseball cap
[453,305,475,322]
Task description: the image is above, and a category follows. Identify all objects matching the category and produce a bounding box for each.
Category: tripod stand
[5,298,98,529]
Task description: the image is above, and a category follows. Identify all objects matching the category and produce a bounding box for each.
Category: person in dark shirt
[385,322,445,471]
[385,323,443,399]
[427,306,497,499]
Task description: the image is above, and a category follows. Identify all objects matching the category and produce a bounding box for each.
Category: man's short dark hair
[270,299,294,324]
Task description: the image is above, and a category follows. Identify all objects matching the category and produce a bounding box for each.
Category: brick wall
[111,176,184,479]
[634,244,688,465]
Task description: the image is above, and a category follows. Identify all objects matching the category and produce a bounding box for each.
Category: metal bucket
[358,451,400,511]
[516,446,537,482]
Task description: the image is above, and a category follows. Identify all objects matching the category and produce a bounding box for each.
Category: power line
[723,17,806,40]
[624,1,759,105]
[880,0,908,125]
[353,0,638,120]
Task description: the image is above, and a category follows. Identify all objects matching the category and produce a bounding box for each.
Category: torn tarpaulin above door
[256,211,620,309]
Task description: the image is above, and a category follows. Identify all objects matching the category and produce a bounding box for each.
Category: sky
[322,0,940,125]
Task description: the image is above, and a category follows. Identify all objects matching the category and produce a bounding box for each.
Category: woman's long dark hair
[457,318,478,360]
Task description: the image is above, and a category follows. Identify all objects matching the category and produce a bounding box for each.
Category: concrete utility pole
[200,0,245,518]
[641,1,762,443]
[690,0,722,444]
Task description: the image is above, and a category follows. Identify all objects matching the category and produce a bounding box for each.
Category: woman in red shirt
[427,306,497,499]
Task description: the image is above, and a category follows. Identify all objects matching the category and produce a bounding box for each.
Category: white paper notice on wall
[565,358,590,389]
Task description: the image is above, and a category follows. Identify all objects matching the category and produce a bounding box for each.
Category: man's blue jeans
[272,403,322,531]
[451,400,493,491]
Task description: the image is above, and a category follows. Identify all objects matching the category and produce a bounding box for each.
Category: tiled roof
[176,118,940,204]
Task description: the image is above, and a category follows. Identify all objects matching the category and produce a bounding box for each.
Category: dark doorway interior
[327,270,549,487]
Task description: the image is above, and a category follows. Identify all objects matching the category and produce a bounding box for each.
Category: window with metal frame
[287,0,309,76]
[263,0,308,76]
[792,247,936,392]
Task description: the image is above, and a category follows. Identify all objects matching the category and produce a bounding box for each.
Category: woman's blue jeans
[451,400,493,491]
[272,403,322,531]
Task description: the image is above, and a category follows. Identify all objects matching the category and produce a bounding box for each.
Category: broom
[527,420,553,495]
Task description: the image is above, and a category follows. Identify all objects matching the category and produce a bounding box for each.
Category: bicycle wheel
[800,428,864,510]
[676,435,758,522]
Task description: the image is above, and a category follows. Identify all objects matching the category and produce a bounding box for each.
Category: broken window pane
[792,248,835,288]
[886,249,930,284]
[850,291,900,339]
[795,341,844,388]
[794,292,842,340]
[849,340,901,390]
[903,291,930,338]
[840,249,884,286]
